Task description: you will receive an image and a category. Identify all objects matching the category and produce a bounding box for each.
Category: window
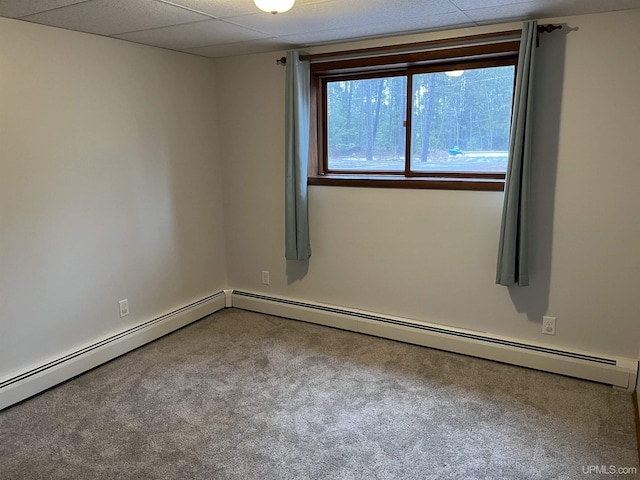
[308,38,519,190]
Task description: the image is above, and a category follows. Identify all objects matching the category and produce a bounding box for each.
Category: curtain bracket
[536,24,562,47]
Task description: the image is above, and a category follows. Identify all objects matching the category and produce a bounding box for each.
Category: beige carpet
[0,308,638,479]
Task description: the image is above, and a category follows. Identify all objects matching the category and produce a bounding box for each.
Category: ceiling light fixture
[254,0,295,14]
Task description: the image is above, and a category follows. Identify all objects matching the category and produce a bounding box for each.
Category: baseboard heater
[231,290,638,392]
[2,289,636,411]
[0,291,227,411]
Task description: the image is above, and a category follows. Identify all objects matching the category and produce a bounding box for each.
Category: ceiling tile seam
[17,20,112,39]
[120,30,284,52]
[103,17,207,37]
[458,4,535,14]
[112,35,252,58]
[216,18,289,39]
[153,0,220,20]
[447,0,466,16]
[15,0,94,20]
[591,5,640,13]
[17,3,212,37]
[273,13,479,44]
[465,13,480,27]
[278,30,447,49]
[445,0,479,26]
[114,36,188,54]
[184,37,297,53]
[107,18,291,51]
[189,36,291,49]
[108,18,221,39]
[460,0,552,11]
[282,12,481,47]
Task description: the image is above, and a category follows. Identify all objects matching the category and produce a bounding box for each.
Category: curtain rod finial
[276,56,287,65]
[537,24,562,34]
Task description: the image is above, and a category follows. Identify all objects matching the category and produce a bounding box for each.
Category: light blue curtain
[285,50,312,261]
[496,20,537,287]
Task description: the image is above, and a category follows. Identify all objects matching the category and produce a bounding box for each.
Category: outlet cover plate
[542,316,556,335]
[119,299,129,318]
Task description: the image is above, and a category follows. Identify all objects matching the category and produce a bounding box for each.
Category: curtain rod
[276,24,562,64]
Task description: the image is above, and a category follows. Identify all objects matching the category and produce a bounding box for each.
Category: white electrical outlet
[119,299,129,318]
[542,316,556,335]
[261,270,270,285]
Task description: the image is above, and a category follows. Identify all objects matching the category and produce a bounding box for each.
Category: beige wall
[0,18,227,378]
[215,9,640,359]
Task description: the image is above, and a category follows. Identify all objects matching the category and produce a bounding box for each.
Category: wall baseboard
[0,291,227,411]
[231,290,638,392]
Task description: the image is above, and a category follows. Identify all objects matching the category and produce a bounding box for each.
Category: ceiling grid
[1,0,639,57]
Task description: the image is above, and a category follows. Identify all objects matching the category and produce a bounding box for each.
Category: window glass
[327,75,407,172]
[410,66,515,173]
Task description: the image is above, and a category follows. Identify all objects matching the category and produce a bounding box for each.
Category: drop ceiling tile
[5,0,640,59]
[115,19,269,50]
[396,10,475,31]
[464,0,640,23]
[462,2,548,22]
[230,0,459,37]
[537,0,640,17]
[156,0,256,18]
[158,0,328,18]
[453,0,640,12]
[0,0,88,18]
[185,38,295,57]
[20,0,209,36]
[279,11,475,45]
[451,0,538,10]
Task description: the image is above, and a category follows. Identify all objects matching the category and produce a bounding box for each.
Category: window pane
[410,66,515,173]
[327,76,407,171]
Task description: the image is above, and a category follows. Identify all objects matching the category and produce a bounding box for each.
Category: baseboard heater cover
[0,291,227,411]
[231,290,637,391]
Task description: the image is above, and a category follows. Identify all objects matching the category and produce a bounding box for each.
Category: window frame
[308,42,520,191]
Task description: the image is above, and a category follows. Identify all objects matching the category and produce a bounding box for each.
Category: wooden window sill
[308,175,505,191]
